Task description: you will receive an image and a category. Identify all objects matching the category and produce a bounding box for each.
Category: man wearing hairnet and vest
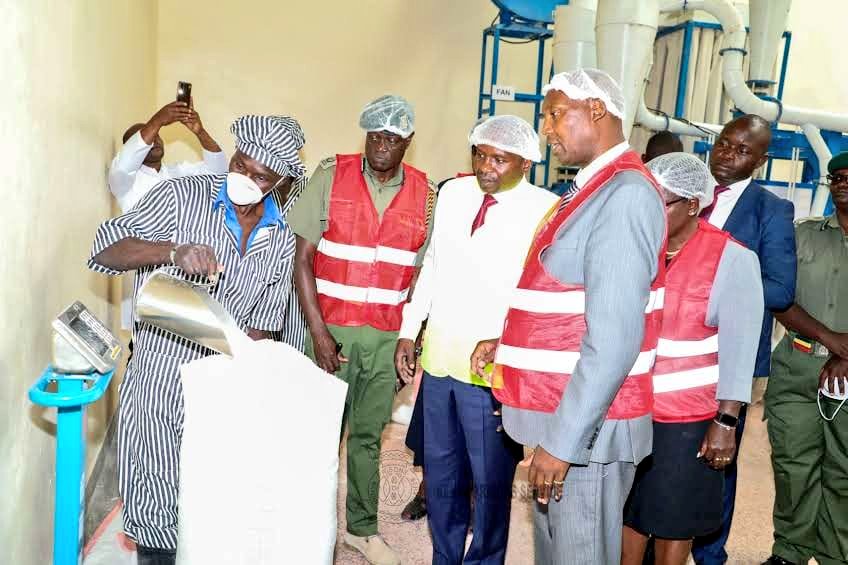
[289,95,436,565]
[88,115,307,565]
[397,115,558,564]
[471,69,667,564]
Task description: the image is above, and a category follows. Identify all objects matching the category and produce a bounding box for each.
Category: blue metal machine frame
[29,367,115,565]
[477,10,555,185]
[659,20,845,215]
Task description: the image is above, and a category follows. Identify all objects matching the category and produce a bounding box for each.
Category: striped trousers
[118,352,185,550]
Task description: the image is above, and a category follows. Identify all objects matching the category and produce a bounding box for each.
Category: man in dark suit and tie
[692,114,797,565]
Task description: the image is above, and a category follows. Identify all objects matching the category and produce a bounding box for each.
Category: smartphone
[176,81,192,105]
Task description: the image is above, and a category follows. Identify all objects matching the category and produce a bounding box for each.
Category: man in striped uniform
[289,95,436,565]
[88,115,307,565]
[471,69,667,564]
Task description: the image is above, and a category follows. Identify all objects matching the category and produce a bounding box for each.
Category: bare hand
[312,329,347,374]
[246,327,271,341]
[699,421,737,470]
[820,355,848,395]
[150,101,192,128]
[528,446,570,504]
[470,338,499,383]
[394,338,416,387]
[182,97,204,135]
[173,243,221,278]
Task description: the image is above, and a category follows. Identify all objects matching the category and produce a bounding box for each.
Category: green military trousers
[765,336,848,565]
[306,324,398,537]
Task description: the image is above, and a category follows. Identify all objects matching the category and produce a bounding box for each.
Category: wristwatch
[714,412,739,428]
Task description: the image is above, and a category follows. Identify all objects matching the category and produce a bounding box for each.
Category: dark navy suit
[693,181,797,564]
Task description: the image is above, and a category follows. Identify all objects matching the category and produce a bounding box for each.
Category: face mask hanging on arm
[818,377,848,421]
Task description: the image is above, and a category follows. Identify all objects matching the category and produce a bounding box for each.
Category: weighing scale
[29,301,122,565]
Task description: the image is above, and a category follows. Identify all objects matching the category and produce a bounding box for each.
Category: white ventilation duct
[747,0,792,88]
[552,1,598,73]
[595,0,660,137]
[660,0,848,133]
[801,124,834,215]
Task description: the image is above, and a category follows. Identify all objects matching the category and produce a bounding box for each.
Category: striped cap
[230,115,306,178]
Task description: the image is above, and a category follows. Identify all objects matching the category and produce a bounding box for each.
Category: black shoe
[761,556,796,565]
[401,493,427,521]
[137,545,177,565]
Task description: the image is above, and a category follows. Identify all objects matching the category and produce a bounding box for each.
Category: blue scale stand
[29,367,115,565]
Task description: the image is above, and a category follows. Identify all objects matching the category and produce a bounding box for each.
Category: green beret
[827,151,848,174]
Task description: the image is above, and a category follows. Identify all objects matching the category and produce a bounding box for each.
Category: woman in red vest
[621,152,764,565]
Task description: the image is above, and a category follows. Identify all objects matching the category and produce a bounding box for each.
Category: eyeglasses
[665,197,687,208]
[366,133,404,147]
[827,173,848,186]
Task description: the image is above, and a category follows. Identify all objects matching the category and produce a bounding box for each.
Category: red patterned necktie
[471,193,498,235]
[700,185,730,220]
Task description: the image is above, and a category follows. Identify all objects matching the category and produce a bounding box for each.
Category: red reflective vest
[653,220,731,423]
[492,151,666,419]
[313,154,429,332]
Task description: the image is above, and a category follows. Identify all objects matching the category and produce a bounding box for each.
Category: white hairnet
[468,115,542,162]
[647,152,715,211]
[359,95,415,138]
[542,68,626,120]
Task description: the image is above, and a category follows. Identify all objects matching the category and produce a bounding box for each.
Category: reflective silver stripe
[496,343,657,375]
[316,278,409,306]
[652,364,720,393]
[656,334,719,358]
[375,245,417,266]
[317,238,417,267]
[510,287,665,314]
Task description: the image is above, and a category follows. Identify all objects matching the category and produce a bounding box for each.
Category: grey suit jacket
[502,169,666,466]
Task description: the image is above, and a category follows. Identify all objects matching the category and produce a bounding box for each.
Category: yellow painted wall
[2,0,846,560]
[0,1,156,562]
[154,0,546,183]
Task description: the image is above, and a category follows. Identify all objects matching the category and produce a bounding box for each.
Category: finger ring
[543,481,553,486]
[553,480,564,486]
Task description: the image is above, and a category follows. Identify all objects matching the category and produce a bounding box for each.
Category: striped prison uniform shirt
[279,176,307,351]
[87,173,297,549]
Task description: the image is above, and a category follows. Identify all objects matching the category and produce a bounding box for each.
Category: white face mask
[818,377,848,421]
[226,172,264,205]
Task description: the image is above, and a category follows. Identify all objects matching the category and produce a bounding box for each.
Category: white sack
[176,339,347,565]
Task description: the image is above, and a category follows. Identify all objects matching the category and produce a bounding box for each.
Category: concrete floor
[333,402,785,565]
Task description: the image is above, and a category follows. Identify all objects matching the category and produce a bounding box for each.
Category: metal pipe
[662,0,848,133]
[801,123,834,215]
[674,22,694,117]
[552,2,597,73]
[595,0,660,137]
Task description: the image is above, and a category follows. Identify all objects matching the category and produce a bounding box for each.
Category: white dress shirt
[706,177,751,229]
[399,175,559,385]
[108,131,229,213]
[108,131,229,329]
[573,141,630,189]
